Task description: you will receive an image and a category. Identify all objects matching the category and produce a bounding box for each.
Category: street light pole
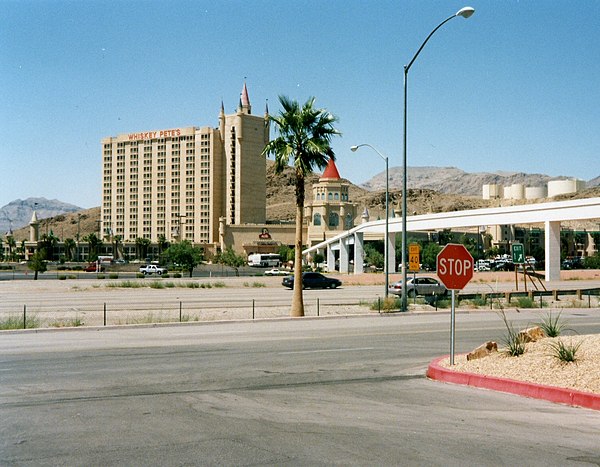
[401,6,475,312]
[351,144,389,297]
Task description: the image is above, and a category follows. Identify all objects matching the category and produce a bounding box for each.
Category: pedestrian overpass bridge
[303,197,600,282]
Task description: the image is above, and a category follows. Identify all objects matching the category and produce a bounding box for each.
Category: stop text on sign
[438,258,472,276]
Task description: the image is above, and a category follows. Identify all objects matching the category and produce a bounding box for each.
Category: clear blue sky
[1,0,599,209]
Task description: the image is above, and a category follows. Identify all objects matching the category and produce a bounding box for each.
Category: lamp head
[455,6,475,18]
[350,145,359,152]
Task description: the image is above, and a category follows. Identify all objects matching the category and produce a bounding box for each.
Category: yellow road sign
[409,244,420,272]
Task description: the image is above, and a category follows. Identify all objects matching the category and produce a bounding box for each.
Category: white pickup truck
[139,264,168,275]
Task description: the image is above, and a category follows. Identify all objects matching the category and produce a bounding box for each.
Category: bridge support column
[327,244,336,272]
[387,231,396,273]
[545,220,561,282]
[354,232,364,274]
[339,238,349,274]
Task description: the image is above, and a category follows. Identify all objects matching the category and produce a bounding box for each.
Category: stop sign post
[436,244,474,365]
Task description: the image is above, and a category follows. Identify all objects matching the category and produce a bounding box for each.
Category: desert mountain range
[4,163,600,241]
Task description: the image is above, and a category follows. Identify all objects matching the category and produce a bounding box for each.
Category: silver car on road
[388,276,448,297]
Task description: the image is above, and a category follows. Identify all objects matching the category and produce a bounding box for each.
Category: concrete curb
[427,355,600,411]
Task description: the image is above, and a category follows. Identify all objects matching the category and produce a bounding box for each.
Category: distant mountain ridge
[361,166,599,196]
[0,198,82,234]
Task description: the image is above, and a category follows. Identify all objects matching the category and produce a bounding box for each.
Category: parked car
[84,262,104,272]
[282,272,342,289]
[388,276,447,297]
[139,264,168,275]
[264,268,290,276]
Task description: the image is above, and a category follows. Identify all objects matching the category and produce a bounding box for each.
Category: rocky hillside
[10,207,101,242]
[266,161,491,222]
[0,198,82,234]
[362,166,578,196]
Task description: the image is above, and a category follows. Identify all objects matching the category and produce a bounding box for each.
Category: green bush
[58,275,67,280]
[213,281,226,288]
[108,273,119,279]
[470,295,488,307]
[516,297,536,308]
[174,273,182,278]
[136,273,145,279]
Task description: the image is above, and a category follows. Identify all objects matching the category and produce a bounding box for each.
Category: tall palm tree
[262,95,340,317]
[63,238,76,262]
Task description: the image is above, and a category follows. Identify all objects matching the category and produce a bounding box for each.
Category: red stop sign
[436,244,474,290]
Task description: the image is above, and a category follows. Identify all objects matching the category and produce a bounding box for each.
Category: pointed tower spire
[240,80,251,114]
[219,99,225,138]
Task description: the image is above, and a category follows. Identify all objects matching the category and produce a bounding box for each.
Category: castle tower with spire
[305,159,357,247]
[219,81,270,225]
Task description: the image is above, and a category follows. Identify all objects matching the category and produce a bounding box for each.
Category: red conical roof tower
[320,159,341,180]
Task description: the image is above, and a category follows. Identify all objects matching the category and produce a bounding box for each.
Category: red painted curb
[427,355,600,411]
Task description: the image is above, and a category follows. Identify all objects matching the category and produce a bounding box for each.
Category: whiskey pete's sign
[128,128,182,141]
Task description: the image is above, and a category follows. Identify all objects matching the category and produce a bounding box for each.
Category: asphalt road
[2,311,600,465]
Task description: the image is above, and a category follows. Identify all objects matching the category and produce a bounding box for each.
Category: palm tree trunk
[291,172,306,317]
[291,202,305,317]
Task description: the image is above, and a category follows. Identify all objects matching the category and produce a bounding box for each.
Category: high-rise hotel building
[101,83,269,248]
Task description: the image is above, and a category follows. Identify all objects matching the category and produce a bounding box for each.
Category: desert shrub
[548,339,582,363]
[0,314,40,330]
[516,297,536,308]
[538,311,571,338]
[497,309,526,357]
[108,273,119,279]
[370,296,401,312]
[58,275,67,280]
[51,316,84,328]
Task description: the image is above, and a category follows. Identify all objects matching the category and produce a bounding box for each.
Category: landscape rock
[518,326,546,343]
[467,341,498,361]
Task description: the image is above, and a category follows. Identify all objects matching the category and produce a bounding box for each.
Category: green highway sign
[511,243,525,264]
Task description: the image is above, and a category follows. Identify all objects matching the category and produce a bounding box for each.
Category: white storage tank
[548,179,585,197]
[504,183,525,200]
[483,184,503,200]
[525,186,547,199]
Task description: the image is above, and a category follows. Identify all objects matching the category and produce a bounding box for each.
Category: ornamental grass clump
[548,339,583,364]
[497,308,526,357]
[538,311,572,338]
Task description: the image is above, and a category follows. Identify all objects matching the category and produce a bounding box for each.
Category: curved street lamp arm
[350,144,388,162]
[405,14,455,74]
